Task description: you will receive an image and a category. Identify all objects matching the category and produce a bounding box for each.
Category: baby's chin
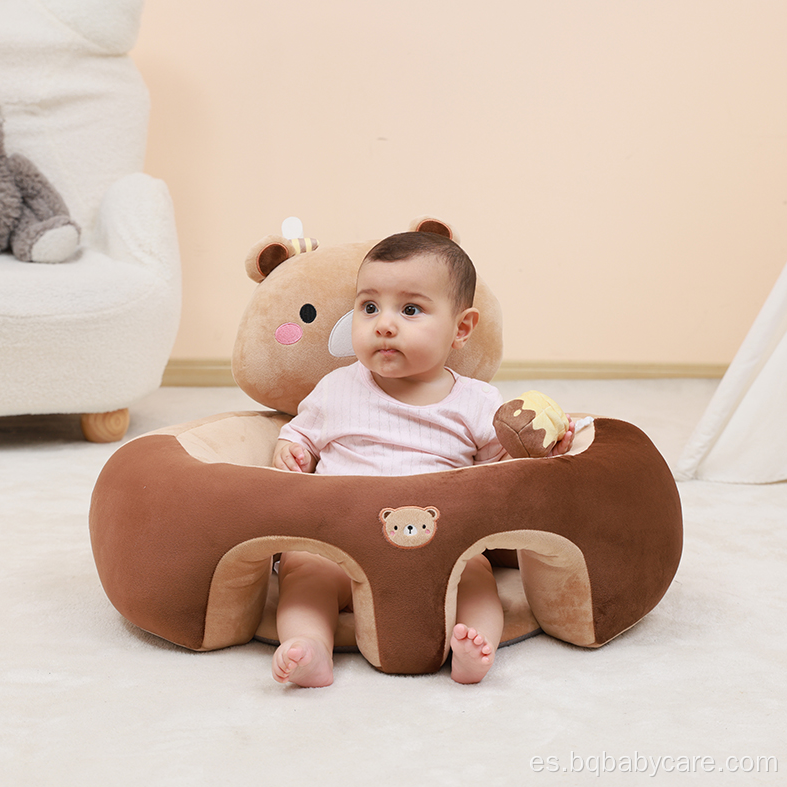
[364,351,405,373]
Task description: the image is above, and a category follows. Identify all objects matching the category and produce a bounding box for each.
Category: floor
[1,379,785,786]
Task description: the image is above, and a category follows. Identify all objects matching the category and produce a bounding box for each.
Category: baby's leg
[273,551,352,687]
[450,554,504,684]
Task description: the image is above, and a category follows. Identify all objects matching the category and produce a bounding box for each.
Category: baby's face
[352,254,464,386]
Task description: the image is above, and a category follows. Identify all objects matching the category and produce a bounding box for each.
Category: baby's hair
[362,232,476,312]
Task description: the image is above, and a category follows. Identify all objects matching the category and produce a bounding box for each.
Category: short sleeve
[277,383,325,460]
[463,378,507,465]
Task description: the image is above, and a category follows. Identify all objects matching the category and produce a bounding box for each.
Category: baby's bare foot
[450,624,495,684]
[272,638,334,687]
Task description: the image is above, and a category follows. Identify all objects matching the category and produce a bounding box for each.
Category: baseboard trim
[493,360,727,380]
[162,358,236,387]
[162,358,727,387]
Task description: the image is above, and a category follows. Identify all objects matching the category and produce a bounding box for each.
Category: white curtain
[677,262,787,483]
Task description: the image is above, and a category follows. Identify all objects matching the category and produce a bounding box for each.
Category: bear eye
[300,304,317,323]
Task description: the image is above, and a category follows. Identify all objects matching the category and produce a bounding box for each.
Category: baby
[272,231,574,686]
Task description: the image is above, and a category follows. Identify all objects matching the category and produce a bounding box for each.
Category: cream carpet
[1,379,785,786]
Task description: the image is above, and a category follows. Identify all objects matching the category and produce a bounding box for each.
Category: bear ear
[425,507,440,521]
[244,235,320,283]
[379,508,395,523]
[408,217,456,242]
[244,235,291,283]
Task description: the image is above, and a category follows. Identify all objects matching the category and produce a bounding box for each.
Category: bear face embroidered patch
[380,506,439,549]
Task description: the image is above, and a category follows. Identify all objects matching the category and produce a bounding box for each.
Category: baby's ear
[244,235,319,282]
[408,216,457,242]
[452,307,480,349]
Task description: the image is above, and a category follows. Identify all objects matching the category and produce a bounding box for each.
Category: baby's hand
[273,439,316,473]
[548,415,576,457]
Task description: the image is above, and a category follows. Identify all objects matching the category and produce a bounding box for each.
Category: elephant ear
[244,235,319,283]
[408,216,457,243]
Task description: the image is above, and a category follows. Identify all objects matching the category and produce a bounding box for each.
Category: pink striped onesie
[278,362,506,476]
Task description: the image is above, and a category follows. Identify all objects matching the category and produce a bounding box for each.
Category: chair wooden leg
[80,408,130,443]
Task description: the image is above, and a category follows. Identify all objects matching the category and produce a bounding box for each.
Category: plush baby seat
[90,219,682,675]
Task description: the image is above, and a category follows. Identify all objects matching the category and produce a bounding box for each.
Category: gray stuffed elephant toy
[0,116,80,263]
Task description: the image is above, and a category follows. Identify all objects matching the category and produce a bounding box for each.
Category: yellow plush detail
[290,237,318,255]
[517,390,569,449]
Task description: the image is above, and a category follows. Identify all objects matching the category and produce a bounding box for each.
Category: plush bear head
[231,217,504,416]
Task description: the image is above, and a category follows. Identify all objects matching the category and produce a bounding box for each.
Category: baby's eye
[363,302,378,315]
[402,304,422,316]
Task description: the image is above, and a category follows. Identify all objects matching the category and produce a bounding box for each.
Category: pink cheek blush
[275,323,303,345]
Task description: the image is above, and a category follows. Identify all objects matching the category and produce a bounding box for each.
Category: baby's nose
[375,313,397,335]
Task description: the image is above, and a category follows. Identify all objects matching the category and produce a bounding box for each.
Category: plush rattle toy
[0,115,80,263]
[494,390,571,457]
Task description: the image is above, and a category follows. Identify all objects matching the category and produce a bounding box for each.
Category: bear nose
[404,524,417,536]
[275,323,303,345]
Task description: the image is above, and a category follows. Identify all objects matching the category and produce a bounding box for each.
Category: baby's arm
[273,439,317,473]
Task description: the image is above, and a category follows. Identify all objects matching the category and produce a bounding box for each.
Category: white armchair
[0,0,180,441]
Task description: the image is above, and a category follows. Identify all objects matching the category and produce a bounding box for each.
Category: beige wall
[132,0,787,373]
